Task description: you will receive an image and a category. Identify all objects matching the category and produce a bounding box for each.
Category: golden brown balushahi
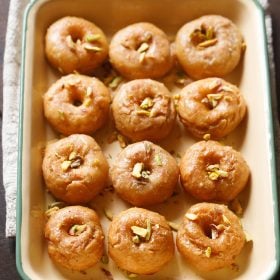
[177,78,247,139]
[111,141,179,206]
[45,206,104,270]
[179,140,250,202]
[45,16,108,74]
[112,79,176,142]
[42,134,109,204]
[44,74,110,136]
[109,22,173,79]
[176,203,246,271]
[175,15,245,79]
[108,208,174,275]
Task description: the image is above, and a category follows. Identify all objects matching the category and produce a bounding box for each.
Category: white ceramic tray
[16,0,279,279]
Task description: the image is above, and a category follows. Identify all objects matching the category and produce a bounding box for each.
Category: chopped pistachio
[117,134,127,148]
[69,224,87,236]
[84,97,92,107]
[139,52,146,63]
[168,221,179,232]
[244,231,253,242]
[229,198,243,216]
[66,35,75,50]
[70,157,82,168]
[146,219,152,241]
[206,26,214,40]
[190,24,216,46]
[140,97,154,110]
[154,154,163,166]
[205,246,212,258]
[132,163,144,179]
[220,85,234,93]
[109,76,122,89]
[131,225,148,238]
[48,201,65,209]
[86,34,101,42]
[203,134,211,141]
[222,214,231,225]
[206,93,223,108]
[136,109,151,117]
[128,273,138,279]
[58,110,65,120]
[137,42,149,53]
[86,86,92,97]
[69,151,77,161]
[211,228,219,240]
[45,206,59,218]
[185,213,198,221]
[103,208,113,221]
[141,170,151,179]
[132,235,140,244]
[101,255,109,264]
[61,160,71,171]
[198,38,218,48]
[206,164,228,180]
[83,43,102,52]
[208,172,220,181]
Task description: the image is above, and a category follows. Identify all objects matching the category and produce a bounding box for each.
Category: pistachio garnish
[211,228,219,240]
[83,43,102,52]
[101,255,109,264]
[203,93,223,109]
[244,231,253,242]
[146,219,151,241]
[86,34,101,42]
[69,224,87,236]
[154,154,163,166]
[205,246,212,258]
[61,160,71,171]
[136,109,151,117]
[104,208,113,221]
[58,110,65,120]
[220,85,234,92]
[45,206,59,218]
[137,42,149,63]
[140,97,154,110]
[109,76,122,89]
[66,35,75,50]
[137,42,149,53]
[222,214,231,225]
[132,162,150,179]
[185,213,198,221]
[190,24,216,48]
[132,162,144,179]
[229,198,243,216]
[203,133,211,141]
[198,38,218,48]
[168,221,179,232]
[131,225,148,238]
[132,235,140,244]
[128,273,138,279]
[86,86,92,97]
[206,164,228,180]
[69,151,77,161]
[117,134,127,148]
[83,97,91,107]
[70,157,82,168]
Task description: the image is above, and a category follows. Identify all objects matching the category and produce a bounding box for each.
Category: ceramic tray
[16,0,279,279]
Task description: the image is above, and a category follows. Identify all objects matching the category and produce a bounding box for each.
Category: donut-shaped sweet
[108,207,174,275]
[109,22,173,79]
[179,140,250,202]
[112,79,176,142]
[176,203,246,271]
[44,74,111,136]
[111,141,179,206]
[177,78,246,139]
[45,16,108,74]
[42,134,109,204]
[45,206,104,270]
[175,15,244,79]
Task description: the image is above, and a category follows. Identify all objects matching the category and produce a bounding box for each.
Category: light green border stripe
[16,0,36,279]
[16,0,280,279]
[251,1,280,280]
